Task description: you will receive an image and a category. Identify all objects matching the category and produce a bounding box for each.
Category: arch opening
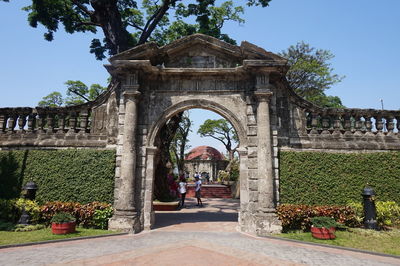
[144,100,247,231]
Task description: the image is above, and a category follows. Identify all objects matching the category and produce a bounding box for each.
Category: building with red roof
[184,146,228,181]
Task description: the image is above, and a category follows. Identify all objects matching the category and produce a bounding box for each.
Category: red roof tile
[185,146,225,160]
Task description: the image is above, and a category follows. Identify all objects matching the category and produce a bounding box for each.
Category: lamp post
[17,181,38,225]
[362,186,377,230]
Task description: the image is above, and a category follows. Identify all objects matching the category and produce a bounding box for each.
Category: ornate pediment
[109,34,286,69]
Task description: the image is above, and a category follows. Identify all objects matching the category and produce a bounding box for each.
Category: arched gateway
[2,34,399,236]
[106,34,287,235]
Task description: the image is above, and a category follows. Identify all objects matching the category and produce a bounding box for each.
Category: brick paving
[0,198,399,266]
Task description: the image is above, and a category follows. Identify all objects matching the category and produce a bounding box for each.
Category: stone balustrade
[0,105,92,134]
[302,108,400,136]
[0,104,108,148]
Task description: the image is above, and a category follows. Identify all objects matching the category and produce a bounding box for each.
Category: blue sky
[1,0,399,153]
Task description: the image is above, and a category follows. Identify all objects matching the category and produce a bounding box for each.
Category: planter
[153,201,179,211]
[51,221,76,235]
[311,226,336,240]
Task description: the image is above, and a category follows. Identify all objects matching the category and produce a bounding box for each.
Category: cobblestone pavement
[0,198,399,266]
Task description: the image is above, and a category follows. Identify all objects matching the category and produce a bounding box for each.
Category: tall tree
[279,41,345,108]
[169,111,192,174]
[4,0,272,60]
[197,119,238,161]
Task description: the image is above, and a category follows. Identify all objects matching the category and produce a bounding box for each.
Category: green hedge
[279,151,400,205]
[0,149,115,204]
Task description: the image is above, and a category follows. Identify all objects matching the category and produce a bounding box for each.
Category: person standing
[195,176,203,207]
[178,176,187,208]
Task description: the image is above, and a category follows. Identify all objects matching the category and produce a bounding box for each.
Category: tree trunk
[90,0,131,55]
[153,113,183,200]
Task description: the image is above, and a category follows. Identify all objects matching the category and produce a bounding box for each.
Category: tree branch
[138,0,177,44]
[69,89,90,102]
[71,0,93,16]
[127,21,145,32]
[202,133,228,149]
[76,21,101,27]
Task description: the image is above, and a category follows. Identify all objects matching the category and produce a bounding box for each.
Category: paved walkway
[0,198,399,266]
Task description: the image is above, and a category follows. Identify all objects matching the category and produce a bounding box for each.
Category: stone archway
[107,34,286,235]
[143,99,248,230]
[2,34,400,237]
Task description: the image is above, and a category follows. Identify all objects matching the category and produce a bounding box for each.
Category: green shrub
[51,212,76,223]
[14,224,46,232]
[276,204,359,232]
[0,220,15,231]
[347,201,400,229]
[376,201,400,228]
[310,216,338,228]
[279,151,400,205]
[92,207,113,229]
[0,149,116,204]
[0,198,40,224]
[347,201,363,225]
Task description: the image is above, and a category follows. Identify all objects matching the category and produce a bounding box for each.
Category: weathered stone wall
[2,34,399,237]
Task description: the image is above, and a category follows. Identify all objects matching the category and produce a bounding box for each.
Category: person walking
[178,176,188,208]
[195,176,203,207]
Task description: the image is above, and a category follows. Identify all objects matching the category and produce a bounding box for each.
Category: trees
[38,80,107,107]
[197,119,238,161]
[5,0,272,60]
[38,92,64,107]
[169,111,192,174]
[279,41,345,108]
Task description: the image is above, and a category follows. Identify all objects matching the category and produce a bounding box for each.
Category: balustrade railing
[0,105,92,134]
[302,108,400,136]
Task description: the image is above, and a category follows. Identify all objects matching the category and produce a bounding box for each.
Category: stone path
[0,198,399,266]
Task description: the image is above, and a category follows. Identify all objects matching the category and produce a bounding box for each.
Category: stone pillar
[255,90,274,211]
[109,73,141,233]
[143,146,158,231]
[253,74,282,235]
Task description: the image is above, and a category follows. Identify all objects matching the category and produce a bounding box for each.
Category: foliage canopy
[198,118,237,160]
[6,0,272,60]
[279,41,345,108]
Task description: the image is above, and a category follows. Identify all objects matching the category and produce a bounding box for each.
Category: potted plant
[51,212,76,235]
[310,216,337,240]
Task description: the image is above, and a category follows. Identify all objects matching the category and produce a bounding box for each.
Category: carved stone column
[255,90,274,211]
[253,73,282,235]
[109,73,141,233]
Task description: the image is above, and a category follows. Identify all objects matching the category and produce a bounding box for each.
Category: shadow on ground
[153,198,239,230]
[154,212,238,229]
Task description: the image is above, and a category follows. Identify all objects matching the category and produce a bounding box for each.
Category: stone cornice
[254,90,273,102]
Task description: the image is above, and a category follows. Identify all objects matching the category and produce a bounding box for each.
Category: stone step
[186,185,232,198]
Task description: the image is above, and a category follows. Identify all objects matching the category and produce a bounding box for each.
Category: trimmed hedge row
[0,149,115,204]
[279,151,400,205]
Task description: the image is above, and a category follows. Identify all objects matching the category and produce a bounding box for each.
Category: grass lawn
[276,228,400,256]
[0,227,120,246]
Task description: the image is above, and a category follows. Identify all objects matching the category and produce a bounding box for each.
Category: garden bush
[0,198,40,224]
[40,201,112,228]
[276,204,359,232]
[93,207,114,229]
[0,149,115,204]
[349,201,400,228]
[279,151,400,205]
[376,201,400,228]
